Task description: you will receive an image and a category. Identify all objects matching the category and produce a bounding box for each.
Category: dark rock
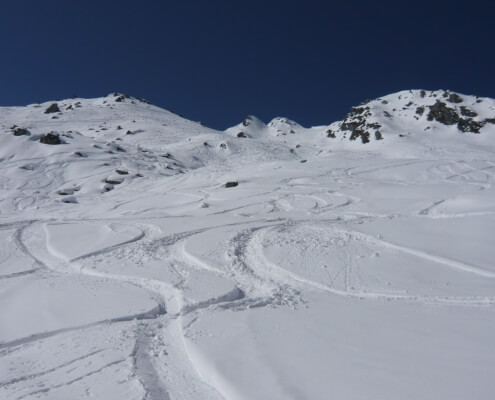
[203,142,210,147]
[44,103,60,114]
[117,125,122,130]
[484,118,495,124]
[427,101,459,125]
[383,111,393,118]
[61,196,78,204]
[74,152,87,157]
[104,179,122,185]
[420,90,426,98]
[381,100,388,104]
[12,127,29,136]
[40,133,61,145]
[126,130,133,135]
[115,94,130,102]
[416,106,425,116]
[366,122,381,130]
[300,159,307,163]
[447,93,463,103]
[220,143,227,149]
[457,118,483,133]
[375,131,383,140]
[237,132,247,138]
[326,129,336,138]
[225,181,238,188]
[350,129,370,143]
[460,106,478,117]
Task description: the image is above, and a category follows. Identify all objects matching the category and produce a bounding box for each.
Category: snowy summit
[1,90,495,399]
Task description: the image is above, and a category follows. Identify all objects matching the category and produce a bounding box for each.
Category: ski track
[2,97,495,399]
[8,220,229,400]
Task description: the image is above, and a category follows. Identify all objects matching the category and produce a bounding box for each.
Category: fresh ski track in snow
[1,90,495,399]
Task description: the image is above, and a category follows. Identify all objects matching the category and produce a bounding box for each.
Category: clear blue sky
[1,0,493,129]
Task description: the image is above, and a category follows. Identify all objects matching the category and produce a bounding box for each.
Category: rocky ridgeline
[326,89,495,143]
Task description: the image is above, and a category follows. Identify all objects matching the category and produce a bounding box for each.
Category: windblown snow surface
[1,90,495,399]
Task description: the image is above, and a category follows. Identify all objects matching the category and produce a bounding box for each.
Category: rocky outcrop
[427,101,459,125]
[44,103,60,114]
[40,133,61,144]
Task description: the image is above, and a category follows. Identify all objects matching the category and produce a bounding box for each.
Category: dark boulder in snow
[12,127,29,136]
[40,133,61,145]
[447,93,463,103]
[104,178,123,185]
[225,181,238,188]
[44,103,60,114]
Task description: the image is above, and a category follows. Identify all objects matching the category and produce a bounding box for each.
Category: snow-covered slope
[1,90,495,400]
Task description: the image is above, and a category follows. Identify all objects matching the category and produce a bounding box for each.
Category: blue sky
[1,0,493,129]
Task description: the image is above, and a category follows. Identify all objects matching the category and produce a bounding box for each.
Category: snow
[1,91,495,399]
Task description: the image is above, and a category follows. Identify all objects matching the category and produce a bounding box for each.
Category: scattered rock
[12,127,29,136]
[242,116,256,127]
[326,129,336,138]
[40,133,61,145]
[457,118,483,133]
[415,106,425,116]
[44,103,60,114]
[115,94,130,102]
[460,106,478,117]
